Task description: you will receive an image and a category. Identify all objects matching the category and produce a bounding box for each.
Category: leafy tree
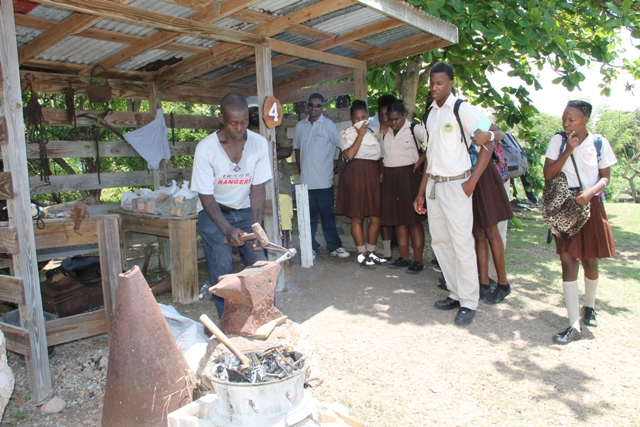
[367,0,640,191]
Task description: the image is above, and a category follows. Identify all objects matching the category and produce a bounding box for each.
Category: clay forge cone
[102,266,194,427]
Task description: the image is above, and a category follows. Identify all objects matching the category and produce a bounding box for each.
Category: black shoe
[455,307,476,325]
[479,284,491,300]
[431,258,440,266]
[406,261,424,274]
[388,258,411,269]
[485,284,511,304]
[383,256,392,261]
[582,306,598,327]
[438,277,448,291]
[435,297,460,310]
[553,326,581,344]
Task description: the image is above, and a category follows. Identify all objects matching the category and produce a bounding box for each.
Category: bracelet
[599,179,607,188]
[488,130,495,141]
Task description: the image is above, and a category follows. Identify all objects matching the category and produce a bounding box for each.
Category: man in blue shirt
[293,93,350,259]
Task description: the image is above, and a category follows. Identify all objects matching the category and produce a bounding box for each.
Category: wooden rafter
[153,0,361,88]
[28,0,268,47]
[18,0,133,64]
[76,0,263,76]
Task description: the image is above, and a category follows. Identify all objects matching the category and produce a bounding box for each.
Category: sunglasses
[308,103,323,108]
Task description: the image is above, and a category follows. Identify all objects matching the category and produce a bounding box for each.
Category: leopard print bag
[542,171,590,240]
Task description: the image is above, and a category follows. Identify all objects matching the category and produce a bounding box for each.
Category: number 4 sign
[262,96,282,129]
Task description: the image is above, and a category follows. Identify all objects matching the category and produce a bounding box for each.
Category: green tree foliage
[367,0,640,192]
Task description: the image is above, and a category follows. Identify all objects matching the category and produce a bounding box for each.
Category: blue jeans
[198,208,266,317]
[308,187,342,252]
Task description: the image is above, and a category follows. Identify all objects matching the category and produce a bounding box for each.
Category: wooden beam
[30,0,268,47]
[277,80,356,104]
[355,0,458,43]
[0,226,19,254]
[45,309,108,346]
[309,17,403,52]
[0,1,52,402]
[274,64,353,95]
[253,0,355,37]
[28,168,192,195]
[97,215,122,336]
[15,14,210,55]
[0,171,14,199]
[269,39,366,70]
[18,0,135,64]
[77,0,262,76]
[354,68,367,101]
[0,322,30,355]
[0,275,25,304]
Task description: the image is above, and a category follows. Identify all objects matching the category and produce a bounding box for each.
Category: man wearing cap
[293,93,350,259]
[246,96,260,132]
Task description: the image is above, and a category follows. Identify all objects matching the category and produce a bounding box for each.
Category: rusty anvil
[211,223,296,336]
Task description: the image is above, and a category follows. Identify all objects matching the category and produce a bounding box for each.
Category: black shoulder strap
[558,132,584,190]
[453,99,468,147]
[410,123,421,153]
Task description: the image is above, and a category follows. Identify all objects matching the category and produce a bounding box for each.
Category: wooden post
[354,68,368,103]
[168,217,198,303]
[0,0,52,403]
[98,215,123,336]
[295,184,313,268]
[255,46,285,289]
[148,84,170,270]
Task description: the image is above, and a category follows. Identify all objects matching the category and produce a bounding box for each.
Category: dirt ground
[3,210,640,426]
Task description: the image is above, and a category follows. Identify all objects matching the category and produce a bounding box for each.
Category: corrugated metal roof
[272,31,316,47]
[91,19,157,37]
[128,0,195,18]
[35,36,126,65]
[200,61,251,80]
[15,27,44,49]
[234,68,300,85]
[291,58,322,68]
[359,25,423,48]
[116,49,192,70]
[275,0,323,17]
[310,7,385,35]
[249,0,302,16]
[209,17,257,32]
[174,35,219,49]
[26,4,73,22]
[325,46,359,57]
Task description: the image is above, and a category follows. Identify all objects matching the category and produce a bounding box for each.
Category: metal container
[209,364,312,427]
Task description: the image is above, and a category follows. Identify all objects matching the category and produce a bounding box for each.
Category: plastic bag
[158,304,208,374]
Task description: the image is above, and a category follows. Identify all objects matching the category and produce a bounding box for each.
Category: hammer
[223,223,270,246]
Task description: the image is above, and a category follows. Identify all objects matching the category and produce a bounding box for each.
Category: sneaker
[582,306,598,327]
[330,247,350,258]
[367,252,388,265]
[357,252,376,269]
[388,258,411,269]
[312,250,316,260]
[553,326,581,344]
[432,265,442,273]
[485,284,511,304]
[406,261,424,274]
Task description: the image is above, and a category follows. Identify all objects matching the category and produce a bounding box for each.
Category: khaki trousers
[426,177,479,310]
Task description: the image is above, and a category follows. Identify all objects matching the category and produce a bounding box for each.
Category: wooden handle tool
[199,314,251,369]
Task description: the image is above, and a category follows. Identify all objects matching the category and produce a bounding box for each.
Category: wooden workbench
[115,210,198,304]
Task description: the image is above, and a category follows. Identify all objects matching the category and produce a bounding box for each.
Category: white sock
[562,280,581,331]
[382,240,391,257]
[356,245,365,254]
[584,277,598,308]
[366,243,377,253]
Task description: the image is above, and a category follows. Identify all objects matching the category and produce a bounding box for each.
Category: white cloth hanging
[123,109,171,170]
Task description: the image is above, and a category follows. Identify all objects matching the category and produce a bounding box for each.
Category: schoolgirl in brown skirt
[472,153,514,304]
[543,100,617,345]
[336,100,387,269]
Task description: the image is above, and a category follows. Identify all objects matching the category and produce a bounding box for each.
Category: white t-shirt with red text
[191,129,272,212]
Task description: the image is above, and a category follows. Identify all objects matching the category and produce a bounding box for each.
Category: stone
[0,331,15,420]
[197,320,322,391]
[212,261,284,336]
[40,396,66,414]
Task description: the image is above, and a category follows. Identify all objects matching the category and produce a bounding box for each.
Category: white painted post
[295,184,313,268]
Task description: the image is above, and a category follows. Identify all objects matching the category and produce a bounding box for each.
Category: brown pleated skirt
[380,164,426,226]
[554,196,615,260]
[472,163,514,229]
[335,159,381,218]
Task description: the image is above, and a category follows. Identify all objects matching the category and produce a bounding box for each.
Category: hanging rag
[123,109,171,170]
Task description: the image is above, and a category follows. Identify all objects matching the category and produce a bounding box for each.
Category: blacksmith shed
[0,0,457,404]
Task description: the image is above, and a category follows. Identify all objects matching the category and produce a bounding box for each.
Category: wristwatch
[488,130,495,141]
